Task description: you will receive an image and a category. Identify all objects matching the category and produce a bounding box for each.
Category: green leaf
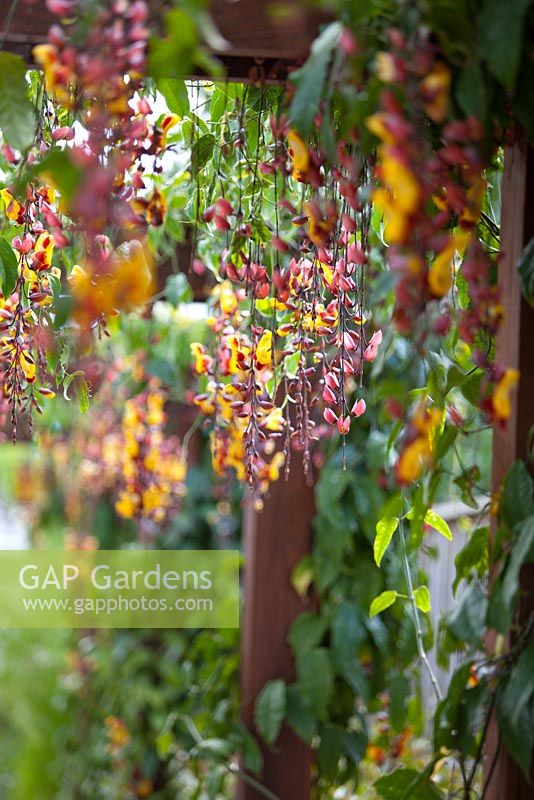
[448,584,487,647]
[75,377,91,413]
[289,22,342,136]
[239,724,263,775]
[453,465,481,509]
[290,554,314,599]
[456,61,487,121]
[192,737,233,759]
[518,237,534,306]
[499,643,534,727]
[295,647,333,720]
[389,672,411,732]
[500,461,534,528]
[27,148,82,204]
[318,725,345,781]
[286,685,317,743]
[489,516,534,634]
[0,53,35,151]
[192,133,215,174]
[157,78,190,116]
[0,239,19,297]
[165,273,193,306]
[148,9,199,79]
[408,486,428,548]
[453,527,489,595]
[288,612,327,655]
[331,602,369,699]
[496,683,534,780]
[374,516,399,566]
[344,725,368,764]
[254,679,286,745]
[478,0,531,92]
[434,663,487,756]
[423,509,453,541]
[155,729,174,759]
[512,48,534,143]
[375,768,445,800]
[370,590,397,618]
[413,586,431,613]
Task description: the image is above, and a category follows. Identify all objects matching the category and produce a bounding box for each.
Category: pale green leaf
[413,586,431,613]
[370,590,397,617]
[424,509,453,541]
[374,516,399,566]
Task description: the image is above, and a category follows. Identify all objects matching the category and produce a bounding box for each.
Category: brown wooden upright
[239,457,315,800]
[487,133,534,799]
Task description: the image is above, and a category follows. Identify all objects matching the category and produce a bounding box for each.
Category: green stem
[399,517,442,703]
[227,765,283,800]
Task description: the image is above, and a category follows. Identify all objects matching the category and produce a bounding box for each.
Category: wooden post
[486,132,534,798]
[238,455,315,800]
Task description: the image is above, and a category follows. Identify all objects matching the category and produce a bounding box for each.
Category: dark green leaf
[456,61,487,121]
[434,663,487,756]
[453,466,482,510]
[331,602,369,699]
[500,461,534,528]
[518,237,534,306]
[295,647,333,720]
[478,0,531,92]
[288,612,327,655]
[489,516,534,633]
[496,683,534,780]
[500,643,534,727]
[375,767,445,800]
[448,584,487,647]
[240,725,263,775]
[289,22,342,136]
[0,238,19,297]
[192,133,215,174]
[286,685,317,743]
[512,48,534,143]
[344,726,368,764]
[453,527,489,595]
[254,679,286,745]
[0,53,35,151]
[318,724,345,781]
[389,672,411,732]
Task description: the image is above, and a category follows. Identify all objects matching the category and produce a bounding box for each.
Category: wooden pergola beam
[0,0,328,79]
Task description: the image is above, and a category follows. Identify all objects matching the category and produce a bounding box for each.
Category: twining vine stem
[398,515,443,703]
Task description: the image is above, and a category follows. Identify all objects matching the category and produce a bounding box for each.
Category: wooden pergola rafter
[0,2,532,799]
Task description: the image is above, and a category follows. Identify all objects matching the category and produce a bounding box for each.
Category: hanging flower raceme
[114,385,187,529]
[367,29,508,429]
[395,398,443,484]
[0,182,66,438]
